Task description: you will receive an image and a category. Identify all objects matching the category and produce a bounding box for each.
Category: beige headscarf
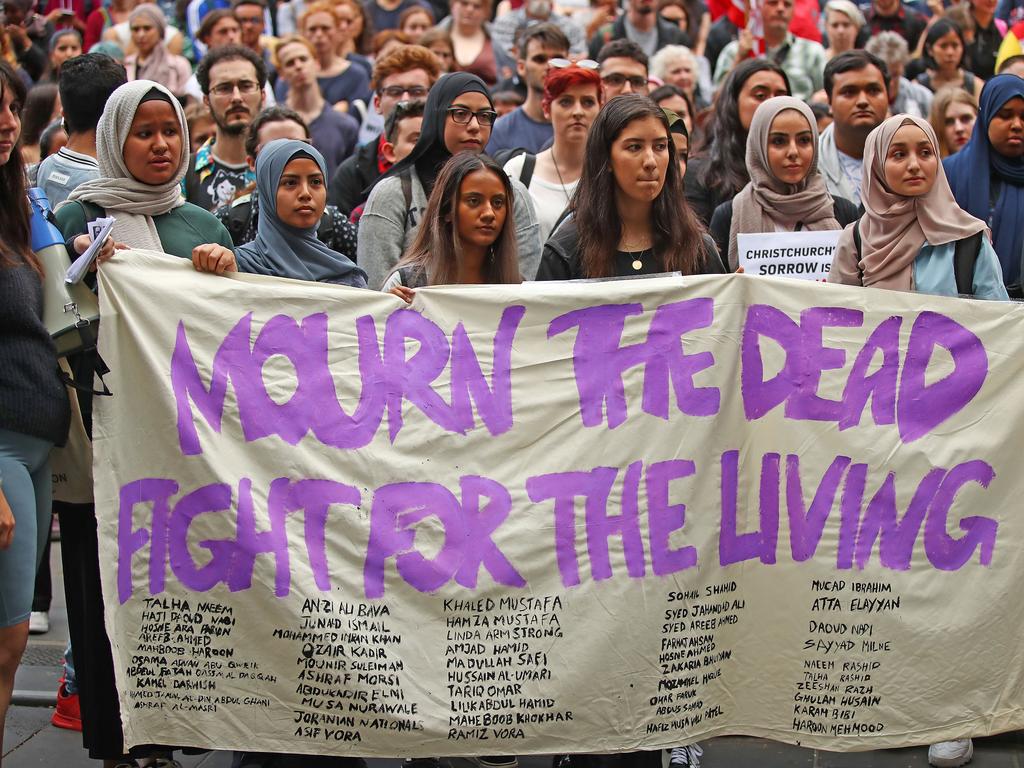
[728,96,840,270]
[829,115,986,291]
[66,80,188,251]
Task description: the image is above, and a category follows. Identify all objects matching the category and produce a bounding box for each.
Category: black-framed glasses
[210,79,260,97]
[446,106,498,126]
[549,57,599,70]
[235,14,262,24]
[379,84,429,99]
[601,73,649,89]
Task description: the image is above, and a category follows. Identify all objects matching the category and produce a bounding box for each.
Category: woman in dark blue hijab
[944,74,1024,295]
[235,139,368,287]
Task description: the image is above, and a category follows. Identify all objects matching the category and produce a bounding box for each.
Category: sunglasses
[549,57,599,69]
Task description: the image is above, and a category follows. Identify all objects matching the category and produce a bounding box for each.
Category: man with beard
[587,0,690,60]
[185,44,267,210]
[713,0,826,100]
[487,24,569,154]
[818,49,890,201]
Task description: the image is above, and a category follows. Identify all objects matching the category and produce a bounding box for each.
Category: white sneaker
[28,611,49,634]
[928,738,974,767]
[669,745,703,767]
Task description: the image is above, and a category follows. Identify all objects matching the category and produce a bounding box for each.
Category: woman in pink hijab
[829,114,1007,300]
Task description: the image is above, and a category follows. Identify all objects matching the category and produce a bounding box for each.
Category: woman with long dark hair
[916,19,982,95]
[0,58,70,757]
[385,152,520,296]
[684,58,791,224]
[537,93,723,280]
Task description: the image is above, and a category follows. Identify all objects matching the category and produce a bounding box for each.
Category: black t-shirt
[184,155,252,211]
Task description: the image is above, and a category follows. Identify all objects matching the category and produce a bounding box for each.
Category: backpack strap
[953,231,984,296]
[853,219,865,285]
[519,153,536,188]
[400,170,413,230]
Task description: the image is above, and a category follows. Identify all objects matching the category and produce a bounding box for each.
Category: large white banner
[95,251,1024,756]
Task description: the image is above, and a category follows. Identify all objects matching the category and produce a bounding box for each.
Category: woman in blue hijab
[944,74,1024,296]
[235,138,368,288]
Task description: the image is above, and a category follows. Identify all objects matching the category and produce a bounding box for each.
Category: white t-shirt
[503,153,577,244]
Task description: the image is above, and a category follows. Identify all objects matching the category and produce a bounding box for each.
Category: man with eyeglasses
[329,43,441,216]
[597,39,650,99]
[486,23,570,154]
[185,44,268,210]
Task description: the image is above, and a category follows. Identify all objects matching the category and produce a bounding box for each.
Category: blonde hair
[930,86,979,157]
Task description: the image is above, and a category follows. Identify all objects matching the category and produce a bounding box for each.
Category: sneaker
[28,611,49,634]
[473,759,518,768]
[669,745,703,768]
[51,682,82,732]
[928,739,974,767]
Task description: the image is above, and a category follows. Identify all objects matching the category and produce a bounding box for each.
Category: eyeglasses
[379,84,429,99]
[446,106,498,126]
[210,79,261,97]
[601,73,649,89]
[235,14,262,24]
[549,58,599,69]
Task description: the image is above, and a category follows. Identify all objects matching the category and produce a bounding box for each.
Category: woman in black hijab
[356,72,540,289]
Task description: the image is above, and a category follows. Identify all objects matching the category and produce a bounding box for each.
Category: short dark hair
[244,105,310,158]
[823,49,889,99]
[58,53,127,134]
[197,8,237,43]
[384,98,424,143]
[196,44,268,95]
[515,22,569,60]
[998,53,1024,73]
[230,0,265,7]
[597,38,648,70]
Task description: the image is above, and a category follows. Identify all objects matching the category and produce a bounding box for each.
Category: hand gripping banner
[94,251,1024,756]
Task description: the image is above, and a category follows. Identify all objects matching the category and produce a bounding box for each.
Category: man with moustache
[185,44,268,210]
[713,0,826,100]
[817,49,890,201]
[587,0,690,59]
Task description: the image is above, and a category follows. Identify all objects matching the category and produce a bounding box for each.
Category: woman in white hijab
[709,96,859,270]
[56,80,236,273]
[829,114,1006,299]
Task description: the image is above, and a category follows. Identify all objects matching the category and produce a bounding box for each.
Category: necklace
[551,149,572,203]
[619,234,653,271]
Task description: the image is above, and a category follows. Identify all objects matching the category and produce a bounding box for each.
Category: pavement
[6,536,1024,767]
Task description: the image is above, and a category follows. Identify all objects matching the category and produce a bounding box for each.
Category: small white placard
[737,230,842,282]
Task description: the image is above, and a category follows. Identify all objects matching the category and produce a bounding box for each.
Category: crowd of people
[2,0,1024,762]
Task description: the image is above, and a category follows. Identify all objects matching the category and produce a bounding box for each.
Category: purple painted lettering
[646,459,698,575]
[924,460,997,570]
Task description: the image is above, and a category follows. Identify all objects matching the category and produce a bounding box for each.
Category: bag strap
[519,153,536,188]
[953,231,983,296]
[400,171,413,231]
[853,220,866,285]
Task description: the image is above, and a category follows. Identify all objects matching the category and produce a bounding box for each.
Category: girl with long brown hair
[537,93,722,280]
[385,151,520,297]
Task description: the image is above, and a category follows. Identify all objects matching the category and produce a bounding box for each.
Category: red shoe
[51,681,82,732]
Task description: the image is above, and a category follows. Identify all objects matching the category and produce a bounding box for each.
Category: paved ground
[6,537,1024,767]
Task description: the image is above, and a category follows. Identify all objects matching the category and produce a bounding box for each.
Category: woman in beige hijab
[710,95,859,270]
[829,114,1007,299]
